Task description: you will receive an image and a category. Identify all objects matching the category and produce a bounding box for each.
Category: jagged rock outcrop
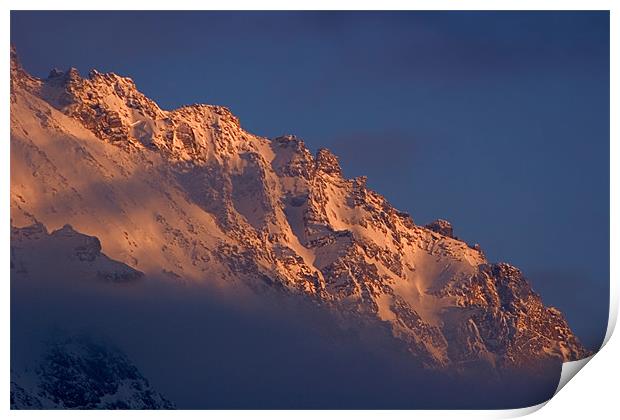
[315,148,342,175]
[10,47,589,374]
[425,219,455,238]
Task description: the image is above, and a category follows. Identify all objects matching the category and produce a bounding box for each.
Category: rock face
[10,47,589,375]
[425,219,455,238]
[11,334,173,409]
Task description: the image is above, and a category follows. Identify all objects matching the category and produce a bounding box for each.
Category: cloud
[12,244,562,409]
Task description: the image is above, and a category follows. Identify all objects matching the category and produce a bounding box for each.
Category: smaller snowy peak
[315,148,342,176]
[425,219,455,238]
[11,334,174,409]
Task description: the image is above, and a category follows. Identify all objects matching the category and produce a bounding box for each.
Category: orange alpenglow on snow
[10,45,589,380]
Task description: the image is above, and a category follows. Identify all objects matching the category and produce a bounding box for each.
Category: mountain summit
[10,48,588,374]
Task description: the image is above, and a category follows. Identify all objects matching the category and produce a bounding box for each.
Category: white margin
[2,1,617,419]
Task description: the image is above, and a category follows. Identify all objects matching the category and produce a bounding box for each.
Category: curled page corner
[497,401,548,419]
[552,290,619,397]
[554,355,594,396]
[602,301,618,348]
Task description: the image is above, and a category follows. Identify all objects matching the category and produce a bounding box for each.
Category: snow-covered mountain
[10,44,588,383]
[11,332,173,409]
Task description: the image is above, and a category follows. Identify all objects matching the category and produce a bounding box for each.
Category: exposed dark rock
[425,219,454,238]
[315,148,342,175]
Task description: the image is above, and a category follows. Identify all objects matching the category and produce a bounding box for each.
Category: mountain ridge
[10,46,589,373]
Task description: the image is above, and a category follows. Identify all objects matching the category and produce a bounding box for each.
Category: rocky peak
[47,68,64,78]
[44,66,81,83]
[273,135,314,160]
[87,70,139,95]
[173,104,240,128]
[65,67,81,81]
[272,135,316,179]
[425,219,454,238]
[10,45,22,73]
[10,46,40,93]
[274,134,304,148]
[29,61,165,148]
[315,148,342,176]
[353,175,368,189]
[211,105,240,126]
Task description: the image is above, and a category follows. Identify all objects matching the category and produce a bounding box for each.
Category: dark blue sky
[11,11,609,350]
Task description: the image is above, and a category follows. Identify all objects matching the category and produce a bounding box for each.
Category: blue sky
[11,11,610,350]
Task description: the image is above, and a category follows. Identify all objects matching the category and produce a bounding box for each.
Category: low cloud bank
[12,266,561,409]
